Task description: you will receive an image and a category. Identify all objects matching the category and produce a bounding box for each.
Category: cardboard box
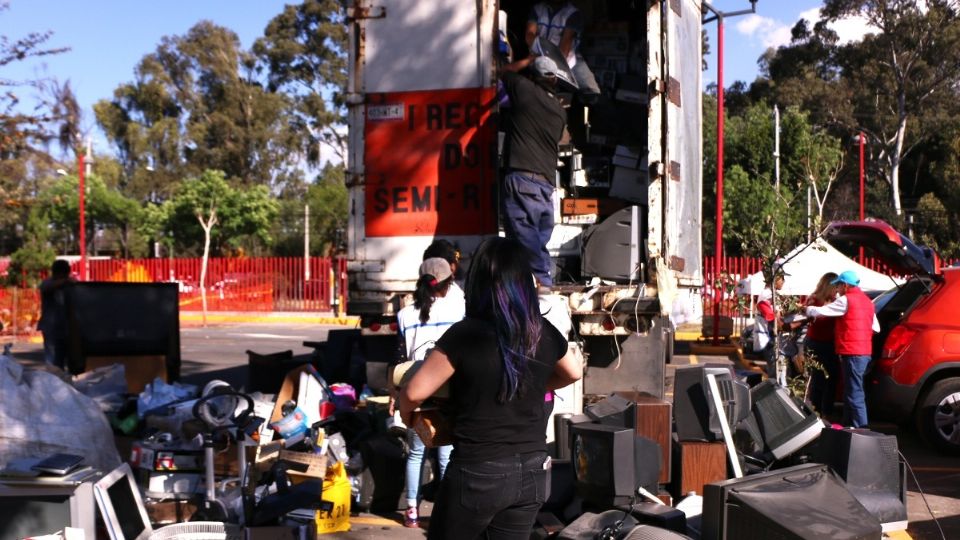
[85,355,166,393]
[270,365,323,426]
[561,198,625,216]
[279,449,327,481]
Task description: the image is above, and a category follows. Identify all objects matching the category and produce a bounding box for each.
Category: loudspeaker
[614,391,672,484]
[669,437,726,498]
[814,428,907,531]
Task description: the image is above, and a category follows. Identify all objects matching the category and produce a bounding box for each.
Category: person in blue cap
[804,270,879,427]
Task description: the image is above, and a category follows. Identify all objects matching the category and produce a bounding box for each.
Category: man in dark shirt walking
[500,55,566,288]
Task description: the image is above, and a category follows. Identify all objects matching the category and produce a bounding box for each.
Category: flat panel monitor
[0,482,96,539]
[750,380,823,459]
[702,463,881,540]
[570,423,659,508]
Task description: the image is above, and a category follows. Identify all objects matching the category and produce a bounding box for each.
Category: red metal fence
[0,257,348,338]
[702,255,959,330]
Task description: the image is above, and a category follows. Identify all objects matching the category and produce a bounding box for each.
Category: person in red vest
[804,270,879,427]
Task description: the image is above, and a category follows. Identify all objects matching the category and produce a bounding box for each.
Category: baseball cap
[533,56,560,78]
[419,257,452,282]
[831,270,860,286]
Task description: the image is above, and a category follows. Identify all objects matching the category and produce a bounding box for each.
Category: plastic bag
[73,363,127,413]
[0,353,120,473]
[316,462,351,534]
[137,378,198,418]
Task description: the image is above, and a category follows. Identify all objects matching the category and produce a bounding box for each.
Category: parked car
[823,220,960,454]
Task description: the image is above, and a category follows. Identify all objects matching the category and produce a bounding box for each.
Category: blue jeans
[42,333,68,370]
[427,451,549,540]
[841,354,871,428]
[501,171,555,286]
[405,429,451,504]
[806,339,839,417]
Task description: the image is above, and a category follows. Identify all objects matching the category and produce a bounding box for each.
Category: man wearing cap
[754,269,786,377]
[500,54,567,289]
[805,270,880,427]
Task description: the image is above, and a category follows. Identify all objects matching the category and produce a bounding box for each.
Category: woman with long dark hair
[400,237,582,539]
[805,272,839,417]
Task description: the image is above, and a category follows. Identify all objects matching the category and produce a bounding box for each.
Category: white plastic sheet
[0,354,120,472]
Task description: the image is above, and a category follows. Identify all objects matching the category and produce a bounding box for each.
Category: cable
[898,449,946,540]
[598,493,637,540]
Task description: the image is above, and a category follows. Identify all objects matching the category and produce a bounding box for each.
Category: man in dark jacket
[805,270,879,427]
[499,55,566,289]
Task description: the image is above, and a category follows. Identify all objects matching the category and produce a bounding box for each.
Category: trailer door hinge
[347,6,386,20]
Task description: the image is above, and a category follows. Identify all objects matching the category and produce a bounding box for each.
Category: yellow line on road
[689,354,699,365]
[886,530,912,539]
[349,515,402,527]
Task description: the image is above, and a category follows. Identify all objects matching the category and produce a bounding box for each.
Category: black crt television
[672,365,751,442]
[749,380,823,460]
[581,206,644,283]
[701,463,881,540]
[570,423,660,508]
[815,427,908,532]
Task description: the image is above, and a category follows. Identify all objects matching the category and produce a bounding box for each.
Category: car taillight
[881,325,918,359]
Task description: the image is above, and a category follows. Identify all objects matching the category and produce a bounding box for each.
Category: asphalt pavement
[5,321,959,539]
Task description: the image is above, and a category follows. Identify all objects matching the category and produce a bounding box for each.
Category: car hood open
[823,220,939,277]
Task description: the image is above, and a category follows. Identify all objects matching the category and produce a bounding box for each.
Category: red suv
[824,221,959,454]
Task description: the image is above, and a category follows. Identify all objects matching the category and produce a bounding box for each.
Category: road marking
[228,333,310,340]
[689,355,699,365]
[350,515,402,527]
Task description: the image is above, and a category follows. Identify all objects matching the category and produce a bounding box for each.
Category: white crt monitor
[0,481,96,539]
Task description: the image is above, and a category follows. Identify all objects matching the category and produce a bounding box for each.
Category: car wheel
[915,378,960,455]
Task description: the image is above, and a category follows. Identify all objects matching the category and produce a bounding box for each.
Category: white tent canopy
[736,239,903,297]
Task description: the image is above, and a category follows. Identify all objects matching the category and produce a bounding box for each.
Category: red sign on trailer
[363,87,498,237]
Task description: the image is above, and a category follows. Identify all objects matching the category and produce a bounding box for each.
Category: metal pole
[304,204,311,282]
[78,153,87,281]
[773,105,780,193]
[860,131,867,264]
[712,15,725,345]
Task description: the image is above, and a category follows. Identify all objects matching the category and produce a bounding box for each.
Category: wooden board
[614,391,672,484]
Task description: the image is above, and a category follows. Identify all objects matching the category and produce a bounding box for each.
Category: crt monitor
[673,365,751,442]
[701,463,881,540]
[749,380,823,460]
[570,423,660,508]
[581,206,644,283]
[814,427,907,532]
[584,394,636,429]
[0,482,96,539]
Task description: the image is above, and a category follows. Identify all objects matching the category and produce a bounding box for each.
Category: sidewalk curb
[179,312,360,326]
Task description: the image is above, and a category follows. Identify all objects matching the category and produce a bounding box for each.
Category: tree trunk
[197,211,217,327]
[890,113,908,216]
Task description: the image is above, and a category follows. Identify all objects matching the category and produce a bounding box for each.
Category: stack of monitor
[569,395,661,508]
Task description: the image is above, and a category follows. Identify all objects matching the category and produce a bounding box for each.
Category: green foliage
[273,163,347,256]
[165,169,280,256]
[5,209,56,287]
[915,193,959,258]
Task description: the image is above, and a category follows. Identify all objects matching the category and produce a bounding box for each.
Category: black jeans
[427,451,550,540]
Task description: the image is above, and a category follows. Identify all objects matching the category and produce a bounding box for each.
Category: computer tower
[814,428,908,532]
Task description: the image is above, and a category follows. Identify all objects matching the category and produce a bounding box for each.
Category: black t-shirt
[501,71,566,181]
[435,316,568,462]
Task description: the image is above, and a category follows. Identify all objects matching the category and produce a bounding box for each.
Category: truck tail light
[881,325,917,359]
[370,322,382,332]
[389,321,398,332]
[602,317,617,331]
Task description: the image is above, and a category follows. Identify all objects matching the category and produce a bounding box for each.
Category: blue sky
[4,1,870,154]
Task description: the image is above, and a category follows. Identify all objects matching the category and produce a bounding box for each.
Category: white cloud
[735,14,793,49]
[797,7,877,45]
